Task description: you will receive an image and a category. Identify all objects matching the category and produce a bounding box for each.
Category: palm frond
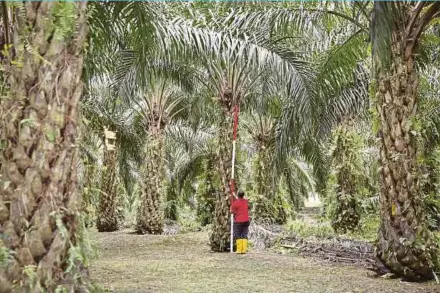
[165,120,216,190]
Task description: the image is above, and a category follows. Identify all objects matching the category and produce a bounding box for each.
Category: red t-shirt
[231,198,249,223]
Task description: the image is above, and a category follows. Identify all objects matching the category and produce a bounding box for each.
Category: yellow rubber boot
[242,239,248,254]
[235,239,242,254]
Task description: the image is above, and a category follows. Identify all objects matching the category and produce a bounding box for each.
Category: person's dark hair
[238,191,245,199]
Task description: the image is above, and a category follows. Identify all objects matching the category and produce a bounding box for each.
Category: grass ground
[89,229,440,293]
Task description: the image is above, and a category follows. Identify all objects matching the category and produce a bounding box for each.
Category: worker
[231,190,250,254]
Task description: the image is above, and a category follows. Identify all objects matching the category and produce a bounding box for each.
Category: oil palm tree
[123,77,188,234]
[81,77,143,232]
[371,2,440,279]
[0,2,89,291]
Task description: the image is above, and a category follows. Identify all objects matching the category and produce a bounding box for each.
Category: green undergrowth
[346,214,380,241]
[177,206,204,233]
[285,219,335,238]
[285,215,380,242]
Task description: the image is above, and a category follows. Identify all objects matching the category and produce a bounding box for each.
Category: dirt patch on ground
[89,229,440,293]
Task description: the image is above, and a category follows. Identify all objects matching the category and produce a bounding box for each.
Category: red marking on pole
[232,105,239,141]
[230,104,240,209]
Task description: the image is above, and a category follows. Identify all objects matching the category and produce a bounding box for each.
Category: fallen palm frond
[249,222,390,276]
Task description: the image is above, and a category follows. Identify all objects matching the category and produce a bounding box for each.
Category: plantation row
[0,2,440,291]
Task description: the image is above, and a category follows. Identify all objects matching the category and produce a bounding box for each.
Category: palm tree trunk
[329,126,361,233]
[374,14,438,279]
[252,146,287,224]
[253,147,268,217]
[165,178,179,221]
[253,148,273,221]
[136,133,165,234]
[210,113,234,251]
[96,148,119,232]
[196,157,218,226]
[0,2,88,291]
[82,159,97,228]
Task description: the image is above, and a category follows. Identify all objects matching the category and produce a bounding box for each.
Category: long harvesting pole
[230,104,240,253]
